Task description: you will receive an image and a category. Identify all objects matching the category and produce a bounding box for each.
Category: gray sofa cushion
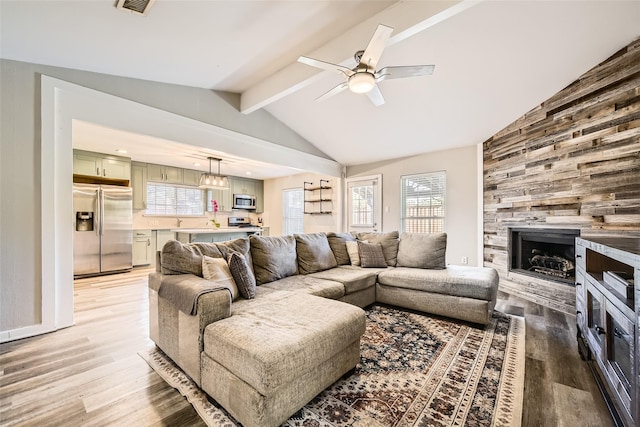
[250,235,298,285]
[227,252,256,299]
[396,232,447,269]
[309,266,378,295]
[357,241,387,268]
[160,238,251,276]
[160,239,204,275]
[356,231,399,266]
[259,275,345,300]
[377,265,499,301]
[295,232,338,274]
[326,232,356,265]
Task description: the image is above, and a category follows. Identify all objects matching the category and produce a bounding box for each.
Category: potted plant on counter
[210,199,221,228]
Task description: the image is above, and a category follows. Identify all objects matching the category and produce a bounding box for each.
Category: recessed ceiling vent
[115,0,156,16]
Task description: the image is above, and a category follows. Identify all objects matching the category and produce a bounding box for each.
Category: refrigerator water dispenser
[76,211,94,231]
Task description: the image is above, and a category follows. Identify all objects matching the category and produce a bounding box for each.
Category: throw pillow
[295,232,338,274]
[357,240,388,268]
[345,240,361,266]
[215,237,253,272]
[356,231,400,266]
[396,232,447,269]
[201,255,239,300]
[249,235,298,285]
[227,251,256,299]
[326,232,357,265]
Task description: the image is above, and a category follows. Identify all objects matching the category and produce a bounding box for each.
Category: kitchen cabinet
[147,163,182,184]
[182,168,201,186]
[73,150,131,180]
[174,228,261,244]
[156,230,175,251]
[232,177,256,196]
[131,162,147,210]
[206,177,264,212]
[207,188,232,212]
[133,230,153,266]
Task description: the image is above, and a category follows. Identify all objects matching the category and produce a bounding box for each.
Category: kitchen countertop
[172,227,262,234]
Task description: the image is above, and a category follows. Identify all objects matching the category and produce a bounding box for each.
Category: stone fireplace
[509,228,580,285]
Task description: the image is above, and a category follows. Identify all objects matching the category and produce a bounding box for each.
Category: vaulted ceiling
[1,0,639,173]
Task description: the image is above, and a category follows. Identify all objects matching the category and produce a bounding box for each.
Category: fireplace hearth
[509,228,580,285]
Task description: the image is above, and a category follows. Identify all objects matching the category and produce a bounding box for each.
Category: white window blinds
[283,188,304,235]
[146,183,204,216]
[401,172,445,233]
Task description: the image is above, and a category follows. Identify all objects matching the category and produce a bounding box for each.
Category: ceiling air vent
[115,0,156,16]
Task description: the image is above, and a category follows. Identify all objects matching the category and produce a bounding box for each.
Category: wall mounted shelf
[304,180,333,214]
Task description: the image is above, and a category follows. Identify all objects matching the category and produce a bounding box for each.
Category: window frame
[400,171,446,234]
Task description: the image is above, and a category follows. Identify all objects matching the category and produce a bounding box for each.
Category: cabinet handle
[97,167,100,175]
[147,239,151,246]
[576,310,582,315]
[595,325,606,335]
[576,254,582,259]
[575,282,582,287]
[613,327,624,338]
[103,168,106,177]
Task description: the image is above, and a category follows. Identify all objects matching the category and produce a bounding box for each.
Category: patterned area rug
[140,305,525,427]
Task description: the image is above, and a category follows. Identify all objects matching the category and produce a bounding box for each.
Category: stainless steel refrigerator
[73,183,133,277]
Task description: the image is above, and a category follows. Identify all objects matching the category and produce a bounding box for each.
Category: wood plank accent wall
[483,38,640,314]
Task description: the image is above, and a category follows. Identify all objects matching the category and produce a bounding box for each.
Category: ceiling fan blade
[360,24,394,71]
[366,85,385,107]
[375,65,435,82]
[298,56,354,77]
[316,82,349,102]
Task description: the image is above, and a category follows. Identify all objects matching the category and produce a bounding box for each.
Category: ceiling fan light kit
[348,72,375,94]
[298,24,435,106]
[199,157,230,190]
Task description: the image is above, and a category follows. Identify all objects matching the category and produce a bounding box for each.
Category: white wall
[347,145,479,267]
[263,173,343,236]
[0,58,340,340]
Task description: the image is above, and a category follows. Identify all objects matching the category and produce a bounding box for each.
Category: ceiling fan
[297,24,435,106]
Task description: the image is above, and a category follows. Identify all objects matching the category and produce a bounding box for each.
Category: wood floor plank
[0,268,615,426]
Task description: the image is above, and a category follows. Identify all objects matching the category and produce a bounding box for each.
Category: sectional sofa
[148,231,499,427]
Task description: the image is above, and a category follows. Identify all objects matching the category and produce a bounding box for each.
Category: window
[347,175,381,232]
[283,188,304,235]
[146,183,204,216]
[401,172,445,233]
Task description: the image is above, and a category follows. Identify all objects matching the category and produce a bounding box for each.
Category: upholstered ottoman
[200,291,366,427]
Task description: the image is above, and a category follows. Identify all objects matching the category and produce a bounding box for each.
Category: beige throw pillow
[202,255,239,300]
[345,241,361,266]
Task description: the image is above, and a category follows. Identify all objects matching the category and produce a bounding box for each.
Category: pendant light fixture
[198,157,230,190]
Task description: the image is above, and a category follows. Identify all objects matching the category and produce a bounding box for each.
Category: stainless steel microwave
[233,194,256,210]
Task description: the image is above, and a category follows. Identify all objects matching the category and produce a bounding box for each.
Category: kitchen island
[173,227,262,244]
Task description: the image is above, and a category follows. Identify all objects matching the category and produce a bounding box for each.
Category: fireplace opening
[509,228,580,285]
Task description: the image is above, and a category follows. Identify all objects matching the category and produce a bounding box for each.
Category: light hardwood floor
[1,269,614,426]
